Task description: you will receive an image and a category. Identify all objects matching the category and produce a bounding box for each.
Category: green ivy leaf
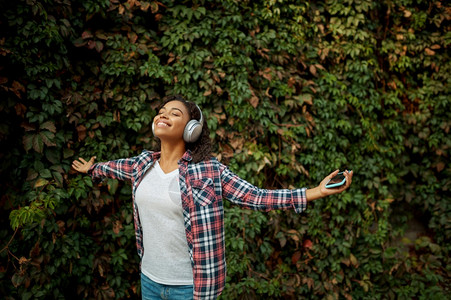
[32,133,44,153]
[40,121,56,133]
[40,131,56,147]
[34,178,48,188]
[23,134,33,152]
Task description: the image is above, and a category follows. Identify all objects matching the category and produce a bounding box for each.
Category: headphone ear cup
[183,120,202,143]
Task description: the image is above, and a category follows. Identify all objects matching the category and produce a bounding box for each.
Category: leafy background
[0,0,449,299]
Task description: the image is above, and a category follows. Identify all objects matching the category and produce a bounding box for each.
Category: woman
[72,95,353,300]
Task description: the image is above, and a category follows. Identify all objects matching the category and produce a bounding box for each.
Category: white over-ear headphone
[152,103,204,143]
[183,104,204,143]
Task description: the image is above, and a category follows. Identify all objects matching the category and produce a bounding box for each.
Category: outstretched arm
[220,164,353,213]
[220,164,307,213]
[306,169,353,201]
[71,155,136,181]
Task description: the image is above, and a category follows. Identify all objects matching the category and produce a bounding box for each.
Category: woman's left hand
[319,169,353,197]
[306,169,353,201]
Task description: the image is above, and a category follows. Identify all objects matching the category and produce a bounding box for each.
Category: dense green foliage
[1,0,450,299]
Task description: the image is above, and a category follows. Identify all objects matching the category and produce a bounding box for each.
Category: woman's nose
[158,112,168,119]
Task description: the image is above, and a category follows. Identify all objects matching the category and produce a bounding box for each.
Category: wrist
[306,186,324,202]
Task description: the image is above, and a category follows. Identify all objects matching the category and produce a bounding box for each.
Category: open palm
[72,156,96,174]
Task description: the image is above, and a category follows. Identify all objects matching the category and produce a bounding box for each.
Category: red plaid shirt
[88,150,307,299]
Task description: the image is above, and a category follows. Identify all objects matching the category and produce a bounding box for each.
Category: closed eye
[158,106,184,117]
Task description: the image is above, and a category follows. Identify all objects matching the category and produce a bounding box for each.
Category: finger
[321,169,340,187]
[89,156,96,162]
[345,175,351,185]
[347,170,353,183]
[328,169,340,179]
[345,179,351,188]
[344,170,352,181]
[79,157,88,164]
[344,173,352,188]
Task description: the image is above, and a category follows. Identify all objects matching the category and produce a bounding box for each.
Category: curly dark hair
[154,95,212,163]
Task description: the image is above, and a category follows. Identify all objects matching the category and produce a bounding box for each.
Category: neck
[159,140,186,172]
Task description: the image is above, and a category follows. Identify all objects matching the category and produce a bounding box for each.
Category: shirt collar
[180,150,193,163]
[149,151,160,161]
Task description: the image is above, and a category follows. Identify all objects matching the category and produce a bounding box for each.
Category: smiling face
[153,100,190,142]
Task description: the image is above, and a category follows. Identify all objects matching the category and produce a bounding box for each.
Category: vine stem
[0,227,19,255]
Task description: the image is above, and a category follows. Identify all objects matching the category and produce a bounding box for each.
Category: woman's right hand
[72,156,96,174]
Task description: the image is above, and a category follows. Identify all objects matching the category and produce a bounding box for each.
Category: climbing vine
[0,0,449,299]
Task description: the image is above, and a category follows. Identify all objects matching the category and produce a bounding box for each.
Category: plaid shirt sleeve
[219,163,307,213]
[87,157,137,181]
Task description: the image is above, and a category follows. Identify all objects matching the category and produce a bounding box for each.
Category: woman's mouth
[156,121,170,127]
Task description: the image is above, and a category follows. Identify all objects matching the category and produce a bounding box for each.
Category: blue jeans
[141,273,194,300]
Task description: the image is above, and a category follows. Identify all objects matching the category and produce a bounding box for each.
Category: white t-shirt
[135,161,193,285]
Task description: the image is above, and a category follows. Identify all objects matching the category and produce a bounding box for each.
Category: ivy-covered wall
[1,0,449,299]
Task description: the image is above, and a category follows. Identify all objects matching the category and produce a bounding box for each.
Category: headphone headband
[194,104,204,126]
